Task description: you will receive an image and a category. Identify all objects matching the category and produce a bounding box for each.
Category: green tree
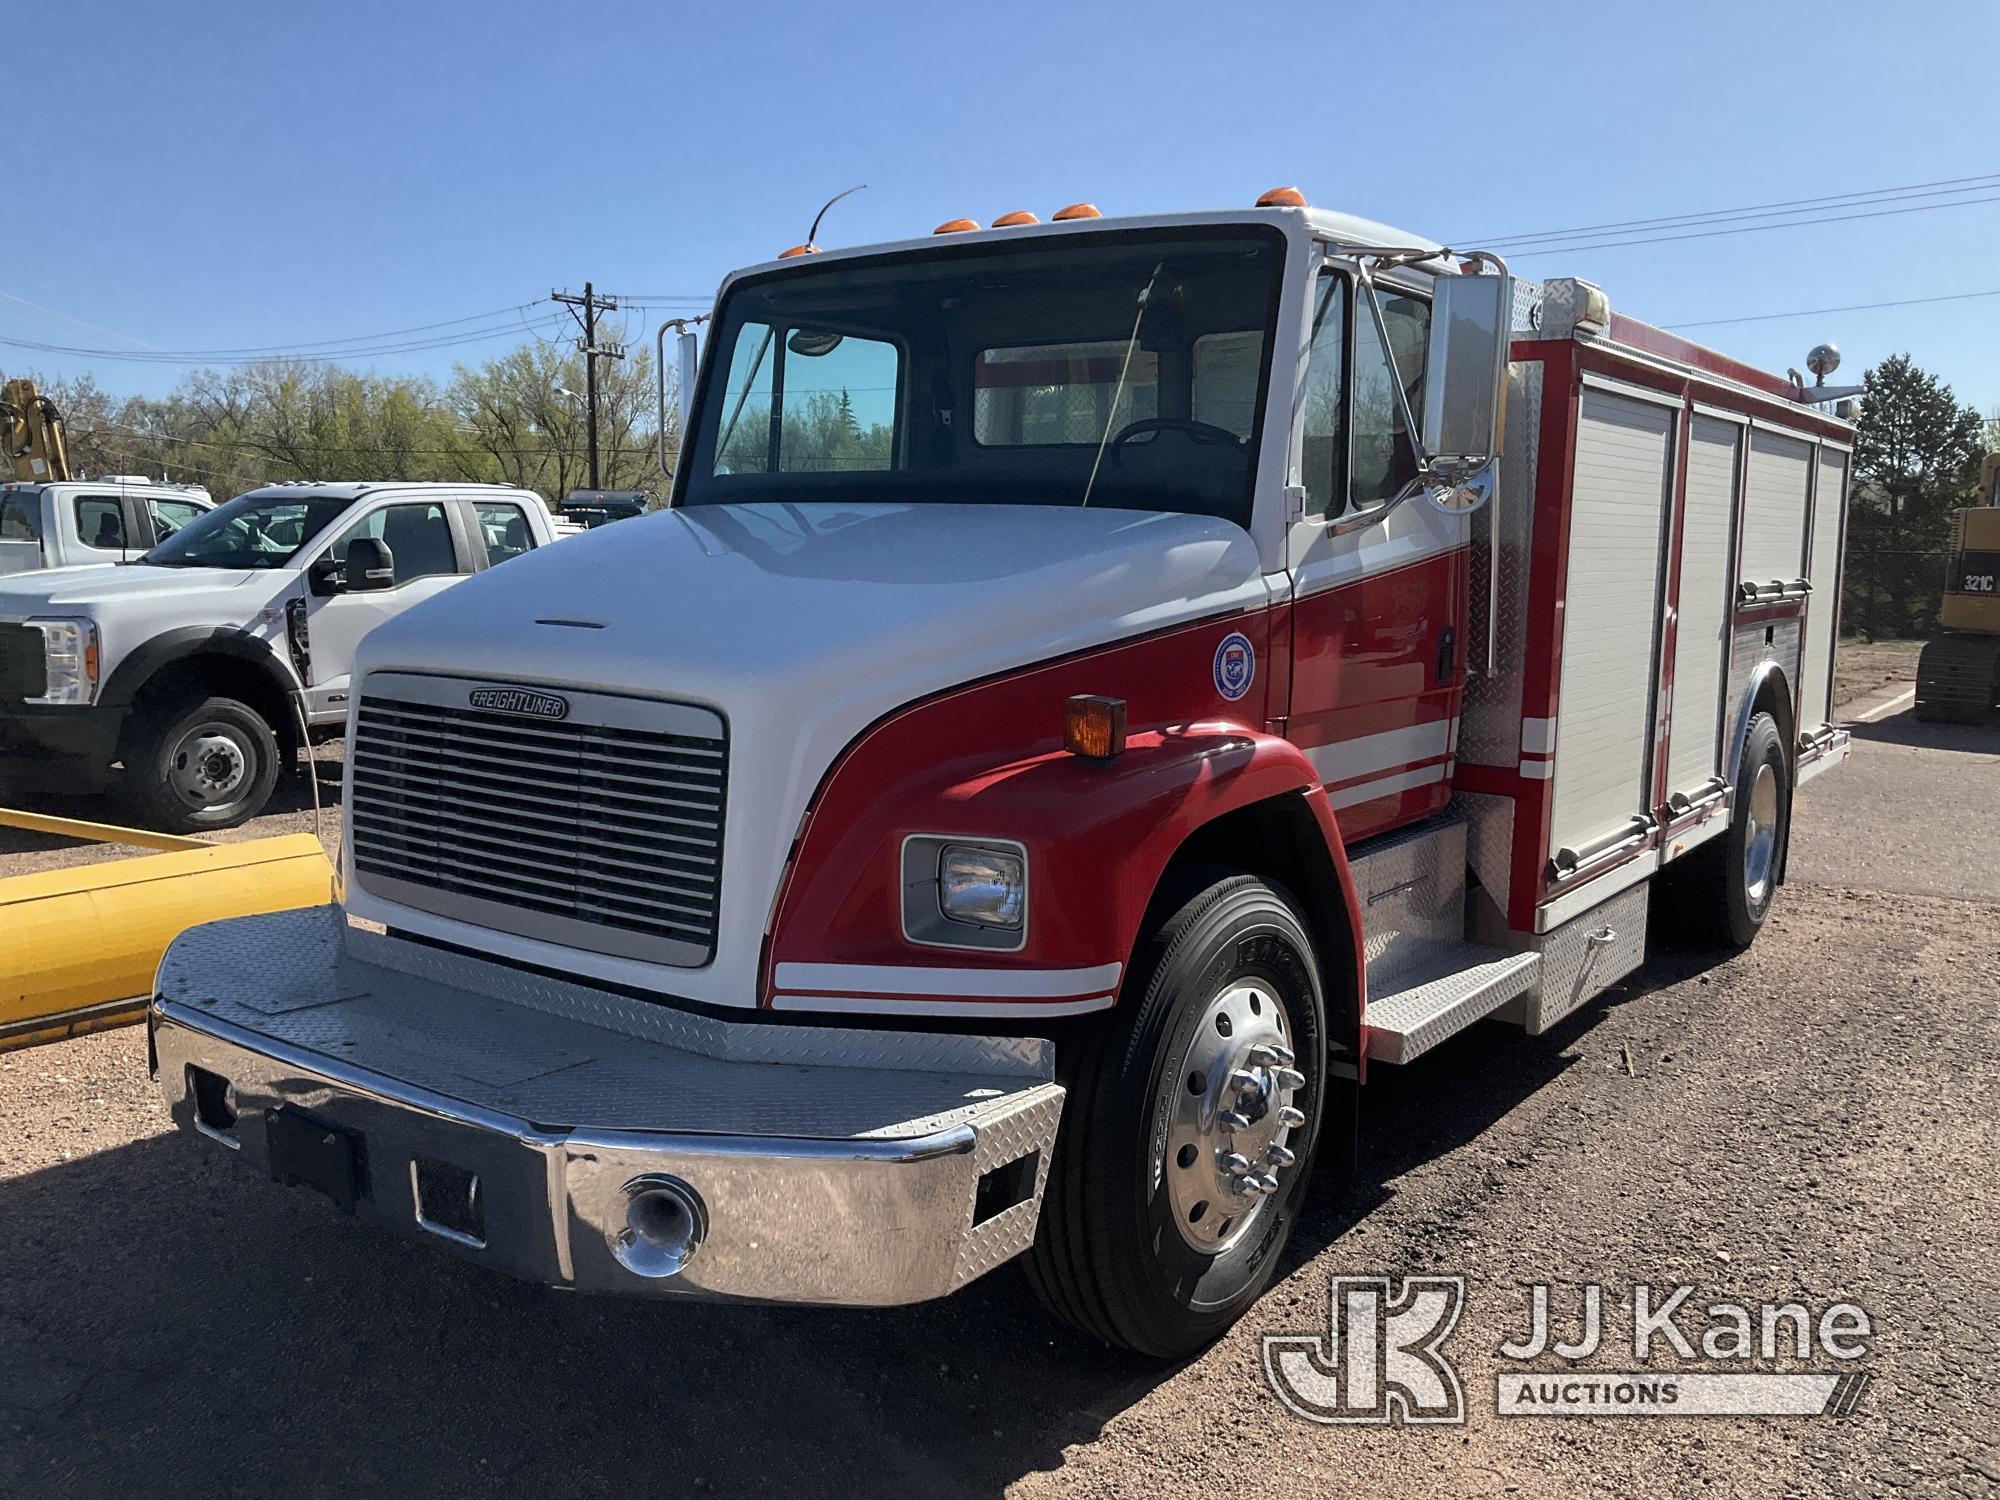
[1852,354,1986,550]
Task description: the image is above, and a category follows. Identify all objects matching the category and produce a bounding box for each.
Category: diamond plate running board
[1364,943,1542,1064]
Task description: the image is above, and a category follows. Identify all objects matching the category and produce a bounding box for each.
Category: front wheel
[122,695,281,833]
[1024,874,1329,1358]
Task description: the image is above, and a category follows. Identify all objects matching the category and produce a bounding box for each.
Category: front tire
[122,695,281,833]
[1024,874,1328,1358]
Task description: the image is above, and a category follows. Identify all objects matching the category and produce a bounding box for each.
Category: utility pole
[551,283,623,490]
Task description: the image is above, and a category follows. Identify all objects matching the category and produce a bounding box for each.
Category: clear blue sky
[12,0,1998,413]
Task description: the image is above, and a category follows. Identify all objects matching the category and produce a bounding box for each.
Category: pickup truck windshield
[139,493,353,569]
[680,227,1285,528]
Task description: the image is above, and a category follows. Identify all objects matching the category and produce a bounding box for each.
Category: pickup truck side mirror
[307,554,344,595]
[342,537,396,592]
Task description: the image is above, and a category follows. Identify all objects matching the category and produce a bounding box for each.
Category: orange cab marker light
[933,218,980,235]
[991,210,1039,227]
[1065,695,1128,761]
[1256,186,1307,208]
[778,243,820,259]
[1052,202,1102,221]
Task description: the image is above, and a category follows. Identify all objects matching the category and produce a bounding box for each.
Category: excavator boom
[0,377,71,484]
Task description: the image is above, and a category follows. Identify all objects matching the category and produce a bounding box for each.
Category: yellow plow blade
[0,812,334,1053]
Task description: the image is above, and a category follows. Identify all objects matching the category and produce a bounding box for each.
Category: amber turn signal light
[1065,695,1128,761]
[933,217,980,235]
[1256,185,1307,208]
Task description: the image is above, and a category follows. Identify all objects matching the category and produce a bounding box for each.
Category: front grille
[0,623,47,700]
[348,678,727,967]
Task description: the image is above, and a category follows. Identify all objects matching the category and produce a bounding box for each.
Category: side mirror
[1421,271,1512,466]
[307,553,343,595]
[657,320,702,480]
[343,536,395,592]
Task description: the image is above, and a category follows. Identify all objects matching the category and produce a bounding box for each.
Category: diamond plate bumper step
[150,905,1063,1307]
[1364,942,1542,1064]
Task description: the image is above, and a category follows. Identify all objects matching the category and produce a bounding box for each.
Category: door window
[74,495,127,550]
[149,498,206,540]
[324,502,460,585]
[473,501,538,566]
[0,491,41,542]
[1350,288,1431,509]
[1300,274,1348,517]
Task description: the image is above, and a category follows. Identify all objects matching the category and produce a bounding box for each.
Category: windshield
[680,227,1285,528]
[139,492,354,569]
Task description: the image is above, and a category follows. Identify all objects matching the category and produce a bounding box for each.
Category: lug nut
[1220,1152,1251,1174]
[1228,1068,1262,1094]
[1273,1067,1307,1092]
[1266,1144,1297,1169]
[1277,1105,1306,1129]
[1219,1109,1252,1130]
[1252,1043,1295,1067]
[1245,1173,1280,1196]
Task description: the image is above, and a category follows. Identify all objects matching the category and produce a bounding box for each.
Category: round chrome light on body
[610,1175,707,1278]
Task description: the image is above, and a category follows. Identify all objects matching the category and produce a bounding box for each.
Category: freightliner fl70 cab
[150,193,1855,1356]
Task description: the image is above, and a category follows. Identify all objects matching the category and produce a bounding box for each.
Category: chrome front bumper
[150,907,1064,1307]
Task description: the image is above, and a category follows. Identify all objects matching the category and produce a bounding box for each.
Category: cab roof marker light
[778,244,821,260]
[991,211,1039,227]
[1052,203,1102,221]
[933,218,980,235]
[1256,186,1307,208]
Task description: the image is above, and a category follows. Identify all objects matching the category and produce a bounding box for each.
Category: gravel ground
[1,675,1994,1497]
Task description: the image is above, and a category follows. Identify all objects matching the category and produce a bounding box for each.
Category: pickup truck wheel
[123,696,280,833]
[1659,710,1788,949]
[1024,874,1326,1359]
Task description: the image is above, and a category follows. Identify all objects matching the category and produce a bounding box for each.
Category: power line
[114,301,548,358]
[1467,170,2000,248]
[1665,286,2000,331]
[1500,190,2000,259]
[0,311,569,365]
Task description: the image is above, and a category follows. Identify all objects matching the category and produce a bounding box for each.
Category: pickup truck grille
[348,674,727,967]
[0,623,48,700]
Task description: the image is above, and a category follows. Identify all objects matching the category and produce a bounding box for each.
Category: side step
[1364,942,1542,1065]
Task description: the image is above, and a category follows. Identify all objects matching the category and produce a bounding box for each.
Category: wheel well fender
[1727,660,1796,785]
[105,628,301,756]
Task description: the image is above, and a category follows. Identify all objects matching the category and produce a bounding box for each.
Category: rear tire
[1661,711,1788,948]
[121,695,280,833]
[1023,874,1329,1359]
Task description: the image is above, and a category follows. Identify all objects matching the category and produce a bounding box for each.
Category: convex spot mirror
[1421,272,1512,466]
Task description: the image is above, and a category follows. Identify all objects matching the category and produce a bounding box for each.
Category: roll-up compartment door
[1740,430,1813,587]
[1550,390,1675,860]
[1798,448,1850,730]
[1666,416,1740,795]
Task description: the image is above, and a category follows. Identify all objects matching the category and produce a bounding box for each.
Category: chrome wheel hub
[1743,760,1779,903]
[1162,979,1306,1254]
[170,728,248,807]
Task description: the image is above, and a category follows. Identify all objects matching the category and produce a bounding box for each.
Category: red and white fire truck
[151,191,1854,1357]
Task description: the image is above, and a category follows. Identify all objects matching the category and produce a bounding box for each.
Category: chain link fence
[1841,547,1954,641]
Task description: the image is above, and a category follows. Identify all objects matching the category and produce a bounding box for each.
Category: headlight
[939,844,1026,929]
[26,617,100,705]
[901,835,1029,950]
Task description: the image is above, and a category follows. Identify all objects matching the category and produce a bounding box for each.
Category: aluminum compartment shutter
[1740,430,1813,586]
[1550,391,1674,858]
[1798,449,1849,730]
[1666,416,1740,795]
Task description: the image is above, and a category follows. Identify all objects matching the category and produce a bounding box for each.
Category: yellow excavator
[1,377,334,1052]
[1,376,73,482]
[1914,452,2000,723]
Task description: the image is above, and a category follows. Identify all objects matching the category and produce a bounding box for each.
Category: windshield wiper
[1080,262,1167,509]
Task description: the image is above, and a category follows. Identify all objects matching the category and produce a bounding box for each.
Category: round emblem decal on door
[1213,631,1256,701]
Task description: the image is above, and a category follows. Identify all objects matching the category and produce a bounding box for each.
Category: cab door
[1283,266,1468,843]
[301,497,472,717]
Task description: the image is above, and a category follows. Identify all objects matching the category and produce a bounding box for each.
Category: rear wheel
[122,695,281,833]
[1914,633,2000,724]
[1661,710,1789,948]
[1024,874,1328,1358]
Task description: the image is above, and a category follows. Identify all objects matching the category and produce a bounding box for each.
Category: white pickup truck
[0,480,558,830]
[0,477,213,576]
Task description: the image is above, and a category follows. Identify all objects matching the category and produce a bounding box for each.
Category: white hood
[350,502,1272,1005]
[0,562,261,613]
